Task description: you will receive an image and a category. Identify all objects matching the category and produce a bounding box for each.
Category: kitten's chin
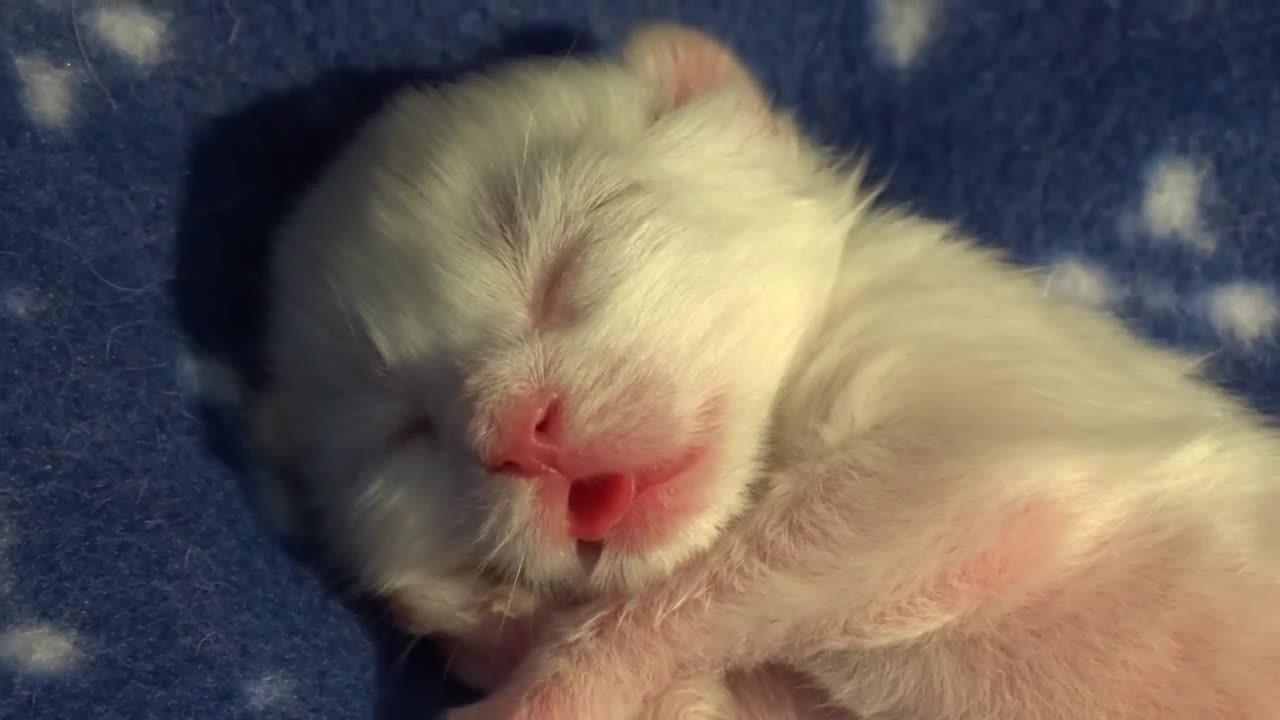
[579,489,750,596]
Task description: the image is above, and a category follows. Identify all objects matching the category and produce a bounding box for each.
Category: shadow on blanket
[169,22,602,720]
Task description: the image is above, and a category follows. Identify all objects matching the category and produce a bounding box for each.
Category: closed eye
[532,245,579,328]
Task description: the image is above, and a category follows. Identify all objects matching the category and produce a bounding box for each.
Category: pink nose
[489,390,637,541]
[489,390,563,478]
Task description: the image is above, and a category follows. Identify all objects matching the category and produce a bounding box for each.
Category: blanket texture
[4,1,1280,718]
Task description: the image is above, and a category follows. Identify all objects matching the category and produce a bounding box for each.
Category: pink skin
[486,388,719,545]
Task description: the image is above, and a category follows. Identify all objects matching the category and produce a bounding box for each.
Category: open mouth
[567,472,637,542]
[564,444,710,543]
[566,444,711,577]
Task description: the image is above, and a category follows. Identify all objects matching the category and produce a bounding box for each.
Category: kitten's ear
[620,23,764,115]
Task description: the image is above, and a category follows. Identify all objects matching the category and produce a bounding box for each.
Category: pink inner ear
[622,23,755,111]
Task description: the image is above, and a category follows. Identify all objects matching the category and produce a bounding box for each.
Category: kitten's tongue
[567,472,636,541]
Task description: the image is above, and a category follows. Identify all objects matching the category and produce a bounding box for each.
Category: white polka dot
[177,350,245,408]
[3,286,48,320]
[0,624,83,675]
[870,0,939,69]
[1205,283,1278,345]
[1043,258,1117,309]
[244,672,299,711]
[91,5,168,67]
[1139,155,1215,252]
[13,55,80,130]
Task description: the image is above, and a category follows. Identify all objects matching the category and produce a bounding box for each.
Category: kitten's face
[258,26,858,616]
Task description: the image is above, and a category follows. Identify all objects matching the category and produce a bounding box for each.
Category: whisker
[492,548,527,663]
[442,642,460,680]
[552,29,582,76]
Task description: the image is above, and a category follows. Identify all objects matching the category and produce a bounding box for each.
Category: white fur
[259,24,1280,720]
[259,50,858,602]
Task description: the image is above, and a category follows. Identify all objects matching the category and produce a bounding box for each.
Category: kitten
[255,21,1280,720]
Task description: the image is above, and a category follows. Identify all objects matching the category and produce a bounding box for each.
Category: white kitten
[256,22,1280,720]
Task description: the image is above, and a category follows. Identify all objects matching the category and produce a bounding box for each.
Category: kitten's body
[256,23,1280,720]
[632,208,1280,719]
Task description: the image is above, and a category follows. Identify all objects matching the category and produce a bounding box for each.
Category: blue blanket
[5,2,1280,718]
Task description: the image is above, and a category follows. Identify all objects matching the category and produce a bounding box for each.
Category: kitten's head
[256,23,860,629]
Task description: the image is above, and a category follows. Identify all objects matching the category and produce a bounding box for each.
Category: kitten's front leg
[440,461,892,720]
[443,436,1072,720]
